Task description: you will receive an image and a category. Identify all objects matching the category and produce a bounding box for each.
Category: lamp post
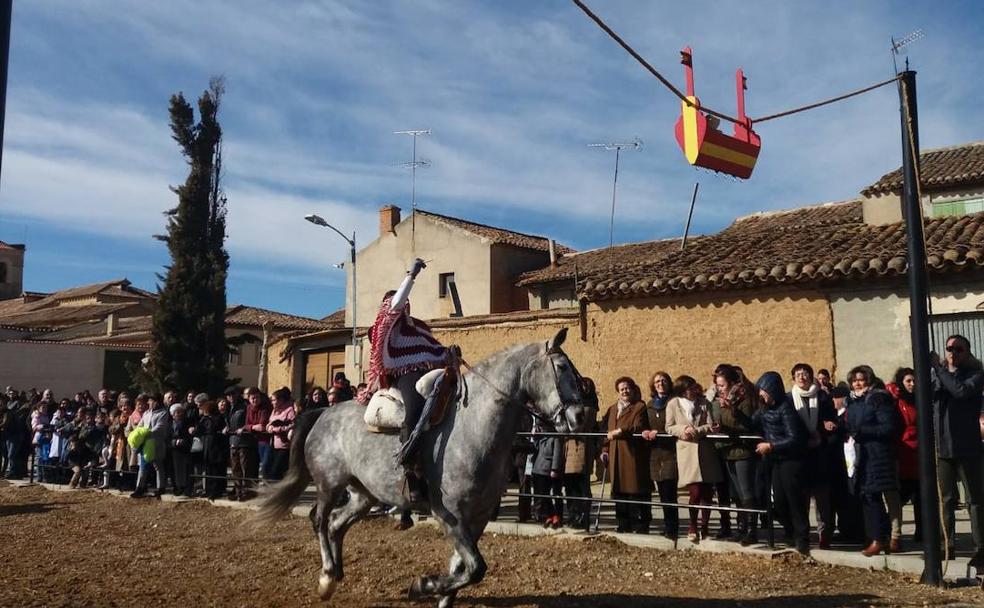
[305,214,359,379]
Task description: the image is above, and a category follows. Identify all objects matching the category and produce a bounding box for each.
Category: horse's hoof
[318,573,337,600]
[407,576,430,600]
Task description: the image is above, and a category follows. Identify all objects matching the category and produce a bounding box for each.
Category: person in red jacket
[885,367,920,549]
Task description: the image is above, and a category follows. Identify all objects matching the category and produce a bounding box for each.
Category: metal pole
[899,70,942,586]
[681,182,699,250]
[0,0,11,186]
[350,233,359,380]
[592,463,608,533]
[607,147,621,273]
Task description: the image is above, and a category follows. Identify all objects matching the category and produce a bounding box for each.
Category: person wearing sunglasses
[931,334,984,568]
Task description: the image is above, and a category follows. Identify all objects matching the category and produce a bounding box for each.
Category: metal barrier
[516,429,774,545]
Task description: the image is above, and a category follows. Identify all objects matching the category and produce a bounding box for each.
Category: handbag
[191,436,204,453]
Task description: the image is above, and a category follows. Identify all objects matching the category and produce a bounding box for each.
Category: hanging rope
[752,76,900,123]
[571,0,901,127]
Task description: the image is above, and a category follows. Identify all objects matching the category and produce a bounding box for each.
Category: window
[931,197,984,218]
[0,262,6,283]
[438,272,455,298]
[227,346,241,366]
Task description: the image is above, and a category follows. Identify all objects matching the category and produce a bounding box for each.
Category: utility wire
[571,0,901,126]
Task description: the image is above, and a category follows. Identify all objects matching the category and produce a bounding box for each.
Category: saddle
[364,366,457,434]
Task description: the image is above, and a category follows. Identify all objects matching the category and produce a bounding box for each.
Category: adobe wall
[585,290,835,403]
[429,289,834,406]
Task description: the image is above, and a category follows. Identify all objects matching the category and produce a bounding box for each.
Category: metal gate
[929,311,984,356]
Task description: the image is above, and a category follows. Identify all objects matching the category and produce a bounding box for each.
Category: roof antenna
[681,182,699,250]
[394,129,431,255]
[588,139,642,274]
[891,29,923,75]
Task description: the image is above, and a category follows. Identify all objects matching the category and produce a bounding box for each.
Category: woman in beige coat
[666,375,723,541]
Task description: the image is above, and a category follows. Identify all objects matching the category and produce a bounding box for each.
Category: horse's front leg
[409,530,486,604]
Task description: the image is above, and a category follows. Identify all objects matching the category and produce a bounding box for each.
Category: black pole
[681,182,699,250]
[899,70,942,586]
[0,1,11,186]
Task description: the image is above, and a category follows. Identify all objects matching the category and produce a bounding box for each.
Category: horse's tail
[255,408,326,525]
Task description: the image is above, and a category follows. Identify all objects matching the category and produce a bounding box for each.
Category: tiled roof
[320,308,346,328]
[861,141,984,196]
[28,316,151,342]
[517,238,701,287]
[417,210,574,254]
[225,305,332,331]
[0,302,140,328]
[46,279,137,301]
[0,240,24,251]
[572,199,984,301]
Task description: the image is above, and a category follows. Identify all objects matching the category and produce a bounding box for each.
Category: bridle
[458,342,583,429]
[538,341,584,429]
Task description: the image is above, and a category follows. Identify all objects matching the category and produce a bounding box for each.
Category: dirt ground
[1,483,982,608]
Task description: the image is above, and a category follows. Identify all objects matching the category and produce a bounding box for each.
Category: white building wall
[0,342,105,396]
[830,281,984,381]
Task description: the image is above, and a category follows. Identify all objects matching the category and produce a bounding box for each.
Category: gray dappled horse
[256,328,585,607]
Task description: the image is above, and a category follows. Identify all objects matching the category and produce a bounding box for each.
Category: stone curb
[9,480,977,582]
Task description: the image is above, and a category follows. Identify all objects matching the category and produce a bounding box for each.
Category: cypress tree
[138,77,229,395]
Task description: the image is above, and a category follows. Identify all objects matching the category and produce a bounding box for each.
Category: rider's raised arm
[390,258,427,311]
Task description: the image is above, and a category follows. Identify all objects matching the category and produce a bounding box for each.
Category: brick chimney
[379,205,401,236]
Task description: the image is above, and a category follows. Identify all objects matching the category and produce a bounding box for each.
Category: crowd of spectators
[510,334,984,567]
[4,340,984,567]
[0,372,357,502]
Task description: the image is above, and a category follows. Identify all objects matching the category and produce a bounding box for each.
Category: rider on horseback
[363,257,449,502]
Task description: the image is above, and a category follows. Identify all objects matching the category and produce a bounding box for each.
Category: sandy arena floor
[0,482,982,607]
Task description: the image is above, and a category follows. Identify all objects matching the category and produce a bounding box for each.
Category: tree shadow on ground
[455,593,883,608]
[0,501,71,517]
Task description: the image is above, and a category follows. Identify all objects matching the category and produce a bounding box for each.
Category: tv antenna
[588,139,642,272]
[891,29,924,75]
[394,129,431,254]
[394,129,431,212]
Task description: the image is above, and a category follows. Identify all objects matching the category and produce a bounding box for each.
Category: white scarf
[677,397,700,425]
[791,383,820,431]
[616,399,632,418]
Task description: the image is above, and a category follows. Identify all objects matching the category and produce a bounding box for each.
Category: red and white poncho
[362,295,448,402]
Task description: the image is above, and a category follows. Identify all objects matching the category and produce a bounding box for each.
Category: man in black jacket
[932,334,984,567]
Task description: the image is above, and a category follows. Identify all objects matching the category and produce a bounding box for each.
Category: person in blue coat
[735,371,811,555]
[845,365,898,557]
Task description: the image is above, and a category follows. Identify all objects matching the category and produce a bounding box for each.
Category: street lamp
[305,213,359,379]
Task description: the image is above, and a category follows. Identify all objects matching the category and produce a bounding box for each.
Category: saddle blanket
[364,368,453,434]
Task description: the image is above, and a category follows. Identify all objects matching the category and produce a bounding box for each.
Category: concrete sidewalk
[9,478,981,583]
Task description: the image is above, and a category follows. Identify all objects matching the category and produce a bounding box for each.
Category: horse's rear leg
[318,485,375,601]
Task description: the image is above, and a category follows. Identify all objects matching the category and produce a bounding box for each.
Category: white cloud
[5,0,984,266]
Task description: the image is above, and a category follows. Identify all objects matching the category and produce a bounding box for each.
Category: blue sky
[2,1,983,319]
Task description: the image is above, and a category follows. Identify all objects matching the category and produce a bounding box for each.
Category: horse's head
[523,328,585,433]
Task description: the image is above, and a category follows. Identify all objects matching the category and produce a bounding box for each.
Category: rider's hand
[410,258,427,278]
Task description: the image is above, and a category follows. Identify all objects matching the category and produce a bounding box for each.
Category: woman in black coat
[845,365,898,556]
[735,371,811,555]
[194,401,228,499]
